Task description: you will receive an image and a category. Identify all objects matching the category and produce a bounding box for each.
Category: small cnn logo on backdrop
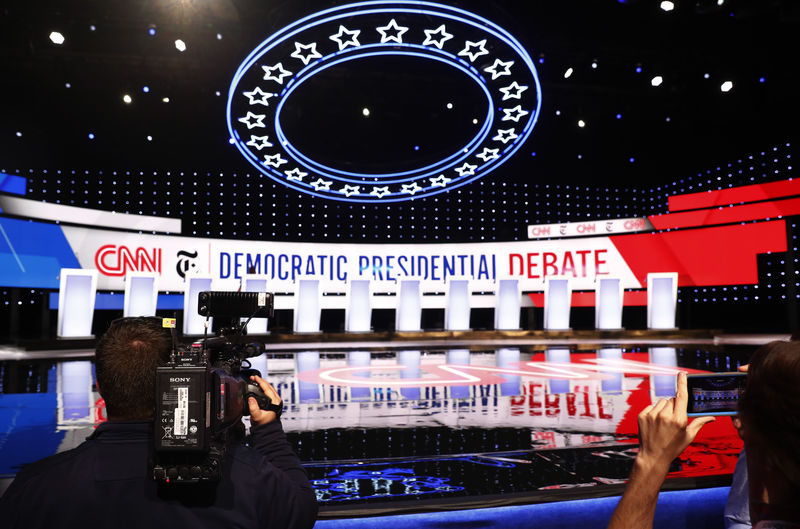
[94,244,162,276]
[528,218,653,239]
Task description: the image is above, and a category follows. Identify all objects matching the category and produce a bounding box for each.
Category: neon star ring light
[226,1,542,203]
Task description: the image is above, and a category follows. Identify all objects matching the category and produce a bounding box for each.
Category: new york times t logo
[176,250,198,279]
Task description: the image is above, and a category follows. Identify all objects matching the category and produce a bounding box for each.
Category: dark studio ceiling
[0,0,798,188]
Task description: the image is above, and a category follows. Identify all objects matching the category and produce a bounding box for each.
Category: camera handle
[241,368,283,419]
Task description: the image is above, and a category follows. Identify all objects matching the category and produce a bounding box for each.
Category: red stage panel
[668,178,800,212]
[650,196,800,230]
[609,220,787,287]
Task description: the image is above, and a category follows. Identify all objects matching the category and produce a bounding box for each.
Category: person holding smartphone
[609,341,800,529]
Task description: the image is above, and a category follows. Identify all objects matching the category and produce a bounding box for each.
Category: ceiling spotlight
[142,86,150,93]
[555,110,561,116]
[472,118,478,124]
[717,0,724,4]
[122,94,132,104]
[49,31,65,45]
[651,75,663,87]
[89,25,96,32]
[216,33,223,40]
[148,25,156,36]
[578,120,586,128]
[591,60,598,69]
[362,107,370,117]
[162,97,170,103]
[703,73,710,79]
[88,133,95,140]
[720,80,733,92]
[446,102,453,109]
[16,131,22,137]
[175,39,187,52]
[146,135,153,141]
[65,82,71,88]
[564,67,574,79]
[660,1,675,11]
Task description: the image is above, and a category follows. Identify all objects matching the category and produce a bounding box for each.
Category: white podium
[123,272,158,317]
[444,278,471,331]
[647,272,678,329]
[242,274,269,334]
[57,268,98,338]
[183,275,213,335]
[294,279,321,333]
[346,279,372,332]
[396,278,422,332]
[543,277,571,330]
[595,277,624,330]
[495,279,520,330]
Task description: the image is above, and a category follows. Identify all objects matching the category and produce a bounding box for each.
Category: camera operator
[0,317,318,529]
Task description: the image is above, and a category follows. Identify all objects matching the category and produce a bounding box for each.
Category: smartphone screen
[686,372,746,416]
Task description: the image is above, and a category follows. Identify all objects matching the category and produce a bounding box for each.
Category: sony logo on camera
[170,377,191,383]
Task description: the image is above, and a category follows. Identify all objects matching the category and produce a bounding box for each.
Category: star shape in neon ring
[242,86,275,106]
[262,63,293,84]
[502,105,530,122]
[310,178,333,191]
[340,185,361,197]
[401,182,423,195]
[422,25,453,49]
[484,59,514,80]
[499,81,529,101]
[493,128,518,144]
[430,174,451,187]
[455,162,478,177]
[246,135,273,150]
[263,153,288,167]
[285,168,308,181]
[370,186,391,198]
[476,147,500,162]
[376,19,409,43]
[238,112,266,129]
[290,42,323,65]
[329,25,361,50]
[458,39,489,62]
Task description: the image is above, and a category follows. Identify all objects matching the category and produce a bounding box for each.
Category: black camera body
[152,291,275,484]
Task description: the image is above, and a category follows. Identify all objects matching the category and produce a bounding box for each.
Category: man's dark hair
[95,317,172,421]
[738,340,800,495]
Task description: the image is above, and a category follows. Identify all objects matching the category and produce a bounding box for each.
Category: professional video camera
[152,291,279,484]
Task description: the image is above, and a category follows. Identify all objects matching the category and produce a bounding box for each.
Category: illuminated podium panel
[346,279,372,333]
[57,268,98,339]
[295,279,321,333]
[595,277,624,330]
[543,278,571,330]
[647,272,678,330]
[396,278,422,332]
[123,272,158,317]
[183,275,213,336]
[495,279,520,330]
[444,278,471,331]
[242,274,269,334]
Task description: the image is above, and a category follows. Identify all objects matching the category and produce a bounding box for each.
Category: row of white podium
[56,269,680,338]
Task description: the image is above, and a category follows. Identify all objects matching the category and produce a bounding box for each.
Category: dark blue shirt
[0,420,317,529]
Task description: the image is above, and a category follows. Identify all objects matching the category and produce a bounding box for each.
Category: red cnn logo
[94,245,162,277]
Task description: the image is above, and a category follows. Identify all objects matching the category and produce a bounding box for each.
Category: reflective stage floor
[0,335,768,516]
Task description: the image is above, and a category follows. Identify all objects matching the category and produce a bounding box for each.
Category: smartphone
[686,372,746,417]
